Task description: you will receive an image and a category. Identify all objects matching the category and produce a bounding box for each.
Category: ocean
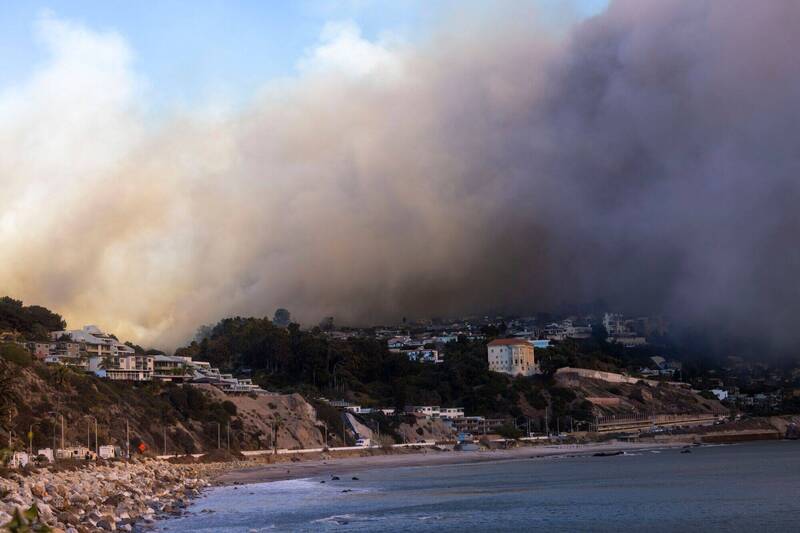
[155,441,800,532]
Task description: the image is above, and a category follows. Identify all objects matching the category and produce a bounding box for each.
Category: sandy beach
[215,440,687,486]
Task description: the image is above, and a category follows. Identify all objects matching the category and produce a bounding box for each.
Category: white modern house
[404,405,465,420]
[487,339,540,376]
[50,326,155,381]
[403,349,443,363]
[51,325,136,359]
[440,407,465,419]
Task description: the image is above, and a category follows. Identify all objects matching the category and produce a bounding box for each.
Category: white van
[355,438,371,447]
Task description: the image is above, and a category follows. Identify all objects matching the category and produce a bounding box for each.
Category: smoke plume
[2,1,799,349]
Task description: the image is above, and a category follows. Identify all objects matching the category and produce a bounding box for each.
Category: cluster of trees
[176,315,600,422]
[0,296,66,340]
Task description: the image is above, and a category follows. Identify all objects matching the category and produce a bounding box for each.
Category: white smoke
[2,1,800,350]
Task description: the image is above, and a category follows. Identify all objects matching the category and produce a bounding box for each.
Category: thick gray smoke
[2,1,799,348]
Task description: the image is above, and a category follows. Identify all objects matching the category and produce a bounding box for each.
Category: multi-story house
[46,341,85,368]
[25,341,53,360]
[51,325,135,360]
[52,325,150,380]
[89,353,154,381]
[487,339,540,376]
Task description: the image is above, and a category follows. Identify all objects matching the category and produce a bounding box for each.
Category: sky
[0,1,608,110]
[5,0,798,352]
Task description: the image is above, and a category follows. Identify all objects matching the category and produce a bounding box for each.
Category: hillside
[0,353,330,456]
[177,317,728,434]
[0,297,734,451]
[554,371,726,417]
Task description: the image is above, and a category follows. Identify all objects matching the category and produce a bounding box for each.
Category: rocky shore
[0,460,230,532]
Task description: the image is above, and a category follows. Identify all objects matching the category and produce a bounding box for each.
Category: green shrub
[3,502,52,532]
[222,401,237,416]
[0,343,32,367]
[496,423,523,439]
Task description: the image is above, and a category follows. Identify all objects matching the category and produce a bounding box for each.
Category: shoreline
[213,440,689,486]
[0,460,222,531]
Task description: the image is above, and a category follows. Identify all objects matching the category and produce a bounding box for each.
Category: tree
[0,296,65,338]
[496,423,523,439]
[0,358,19,445]
[194,324,214,343]
[273,309,291,328]
[592,323,609,343]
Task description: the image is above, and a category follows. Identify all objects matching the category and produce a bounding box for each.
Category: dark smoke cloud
[2,1,800,349]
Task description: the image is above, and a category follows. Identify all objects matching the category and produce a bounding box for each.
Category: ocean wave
[313,514,357,525]
[312,513,386,526]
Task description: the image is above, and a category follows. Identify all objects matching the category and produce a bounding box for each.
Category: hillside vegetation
[0,296,66,340]
[178,317,721,430]
[0,351,327,456]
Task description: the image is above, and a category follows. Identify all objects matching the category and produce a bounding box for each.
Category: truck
[355,438,372,447]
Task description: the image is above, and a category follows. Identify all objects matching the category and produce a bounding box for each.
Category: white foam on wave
[313,514,358,525]
[312,513,387,526]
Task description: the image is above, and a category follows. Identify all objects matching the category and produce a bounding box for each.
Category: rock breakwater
[0,460,225,532]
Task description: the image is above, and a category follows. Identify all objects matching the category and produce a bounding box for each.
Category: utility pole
[28,425,33,456]
[49,411,64,452]
[226,422,230,450]
[216,422,221,449]
[126,419,130,459]
[163,426,167,456]
[545,408,549,436]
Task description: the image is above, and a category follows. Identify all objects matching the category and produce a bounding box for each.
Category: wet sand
[215,440,686,486]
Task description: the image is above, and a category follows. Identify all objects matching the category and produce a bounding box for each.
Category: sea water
[155,441,800,532]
